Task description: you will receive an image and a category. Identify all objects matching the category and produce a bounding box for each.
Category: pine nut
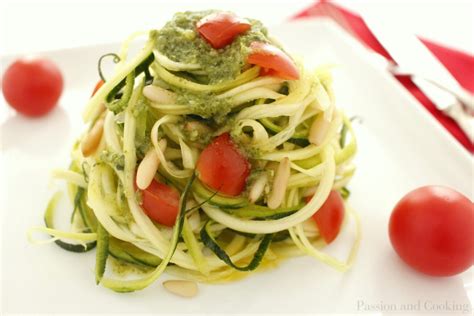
[249,173,268,203]
[163,280,198,298]
[187,208,201,233]
[97,102,106,115]
[136,140,166,190]
[143,85,177,104]
[267,157,290,209]
[308,115,331,146]
[314,83,331,111]
[184,121,212,134]
[81,118,104,157]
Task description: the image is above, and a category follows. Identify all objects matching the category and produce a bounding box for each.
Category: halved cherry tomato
[306,190,345,243]
[196,133,250,196]
[247,42,299,80]
[389,186,473,276]
[197,12,251,49]
[140,179,180,227]
[91,80,104,96]
[2,57,63,117]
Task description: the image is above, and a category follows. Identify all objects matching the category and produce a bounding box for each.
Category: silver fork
[386,62,474,113]
[316,1,474,143]
[369,51,474,143]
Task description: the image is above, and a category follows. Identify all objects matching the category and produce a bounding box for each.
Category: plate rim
[2,18,472,313]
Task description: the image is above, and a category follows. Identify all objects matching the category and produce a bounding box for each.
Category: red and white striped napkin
[293,1,474,153]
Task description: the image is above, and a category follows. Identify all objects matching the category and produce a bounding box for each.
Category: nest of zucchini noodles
[29,30,360,293]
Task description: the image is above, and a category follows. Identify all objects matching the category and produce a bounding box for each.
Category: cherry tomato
[306,190,345,243]
[197,12,251,49]
[389,186,473,276]
[247,42,299,80]
[196,133,250,196]
[91,80,104,97]
[2,57,63,117]
[140,179,180,227]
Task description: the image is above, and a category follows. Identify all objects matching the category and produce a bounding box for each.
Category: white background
[0,0,473,56]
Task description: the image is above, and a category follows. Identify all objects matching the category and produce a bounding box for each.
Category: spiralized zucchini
[33,11,360,293]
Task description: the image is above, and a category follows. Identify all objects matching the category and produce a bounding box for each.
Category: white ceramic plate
[1,19,472,315]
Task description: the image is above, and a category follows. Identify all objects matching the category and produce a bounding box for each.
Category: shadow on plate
[372,248,472,315]
[1,106,71,156]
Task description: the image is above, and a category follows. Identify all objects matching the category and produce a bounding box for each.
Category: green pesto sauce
[229,125,265,158]
[176,89,232,122]
[133,97,154,158]
[155,10,269,84]
[101,151,125,171]
[109,256,152,276]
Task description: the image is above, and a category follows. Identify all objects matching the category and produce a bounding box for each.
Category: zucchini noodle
[199,146,336,234]
[33,10,360,293]
[51,169,87,188]
[117,31,150,68]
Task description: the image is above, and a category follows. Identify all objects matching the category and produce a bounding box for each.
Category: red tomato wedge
[306,191,345,243]
[197,12,251,49]
[91,80,104,97]
[140,179,180,227]
[247,42,299,80]
[196,133,250,196]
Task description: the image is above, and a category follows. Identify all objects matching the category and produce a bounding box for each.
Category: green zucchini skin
[95,223,109,284]
[51,239,97,253]
[106,52,154,102]
[107,73,136,114]
[259,118,307,139]
[192,180,248,209]
[108,239,140,265]
[44,190,96,253]
[259,117,309,139]
[287,138,310,147]
[340,187,350,199]
[259,117,310,147]
[223,203,303,219]
[200,221,273,271]
[75,188,98,233]
[272,230,290,242]
[108,238,161,267]
[128,251,162,267]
